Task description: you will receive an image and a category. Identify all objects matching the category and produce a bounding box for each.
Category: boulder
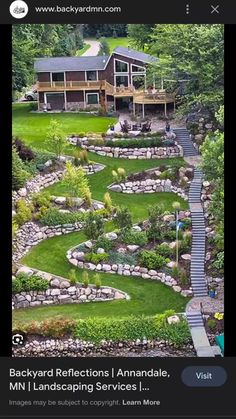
[173,285,181,293]
[102,264,111,272]
[127,245,139,253]
[181,254,191,261]
[105,232,118,241]
[115,291,125,299]
[167,261,177,268]
[18,188,27,197]
[109,184,122,193]
[50,278,61,288]
[84,241,93,249]
[167,315,180,324]
[97,248,105,254]
[132,225,142,232]
[163,214,175,222]
[54,197,66,205]
[59,280,70,289]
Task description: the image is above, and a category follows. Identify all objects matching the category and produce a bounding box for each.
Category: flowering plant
[214,312,224,321]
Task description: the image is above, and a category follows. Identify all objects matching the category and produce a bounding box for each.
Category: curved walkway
[175,127,217,357]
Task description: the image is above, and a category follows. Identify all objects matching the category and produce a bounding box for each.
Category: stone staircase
[189,169,208,297]
[186,311,204,328]
[174,128,198,157]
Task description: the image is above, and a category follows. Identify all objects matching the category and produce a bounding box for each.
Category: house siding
[65,71,85,81]
[38,72,50,82]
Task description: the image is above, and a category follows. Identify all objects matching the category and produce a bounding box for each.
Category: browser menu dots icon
[186,4,190,15]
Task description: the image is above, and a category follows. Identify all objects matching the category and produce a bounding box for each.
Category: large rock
[163,214,175,222]
[181,254,191,261]
[84,241,93,249]
[59,280,70,289]
[50,278,61,288]
[18,188,27,197]
[127,245,139,253]
[109,184,122,192]
[167,315,180,324]
[105,232,118,241]
[97,248,105,254]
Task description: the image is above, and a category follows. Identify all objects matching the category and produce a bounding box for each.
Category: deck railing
[37,80,107,90]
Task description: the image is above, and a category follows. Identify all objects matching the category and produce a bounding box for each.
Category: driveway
[82,39,100,56]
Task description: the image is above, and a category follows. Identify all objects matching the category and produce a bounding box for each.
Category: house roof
[113,46,158,64]
[34,56,110,72]
[34,47,158,73]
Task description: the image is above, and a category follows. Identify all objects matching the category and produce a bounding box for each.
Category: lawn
[13,231,188,325]
[103,37,130,51]
[75,43,90,56]
[46,156,188,223]
[12,103,117,152]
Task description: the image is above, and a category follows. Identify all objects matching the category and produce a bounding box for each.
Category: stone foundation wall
[108,179,188,200]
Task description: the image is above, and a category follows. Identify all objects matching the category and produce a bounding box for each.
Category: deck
[37,81,175,105]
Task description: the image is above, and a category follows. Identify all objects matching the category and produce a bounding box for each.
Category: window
[51,72,64,82]
[115,59,128,73]
[115,75,129,87]
[86,71,97,81]
[86,93,99,105]
[131,64,146,73]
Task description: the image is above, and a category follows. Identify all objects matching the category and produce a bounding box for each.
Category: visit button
[181,366,227,387]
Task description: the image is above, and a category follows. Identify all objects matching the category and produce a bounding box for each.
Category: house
[34,46,175,117]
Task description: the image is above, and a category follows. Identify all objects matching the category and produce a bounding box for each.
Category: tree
[128,24,155,50]
[149,24,224,114]
[63,161,92,206]
[84,212,105,240]
[114,207,132,231]
[46,120,66,158]
[200,106,224,249]
[146,205,165,245]
[98,38,110,56]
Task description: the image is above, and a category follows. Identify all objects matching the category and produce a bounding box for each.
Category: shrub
[121,230,148,246]
[163,230,183,241]
[31,191,52,209]
[74,313,190,345]
[13,137,35,161]
[181,218,192,229]
[207,319,217,331]
[12,147,31,190]
[88,138,105,146]
[106,137,162,149]
[139,250,168,270]
[33,150,57,168]
[117,167,126,181]
[93,236,113,252]
[17,317,77,338]
[40,208,84,226]
[82,271,89,287]
[179,270,189,285]
[12,219,19,238]
[85,253,109,264]
[73,150,80,167]
[12,273,49,293]
[155,243,173,258]
[171,265,182,279]
[68,269,77,285]
[114,207,132,231]
[108,251,137,266]
[84,212,104,240]
[94,273,102,289]
[212,251,224,271]
[15,199,33,226]
[103,192,113,214]
[33,205,49,221]
[179,236,192,255]
[79,150,89,166]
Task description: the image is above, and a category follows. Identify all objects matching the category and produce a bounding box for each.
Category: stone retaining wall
[13,270,127,309]
[12,337,194,357]
[67,237,192,298]
[13,221,83,263]
[81,145,182,159]
[68,137,183,159]
[12,162,105,205]
[108,179,188,200]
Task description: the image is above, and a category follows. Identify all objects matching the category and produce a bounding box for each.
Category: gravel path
[82,40,100,56]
